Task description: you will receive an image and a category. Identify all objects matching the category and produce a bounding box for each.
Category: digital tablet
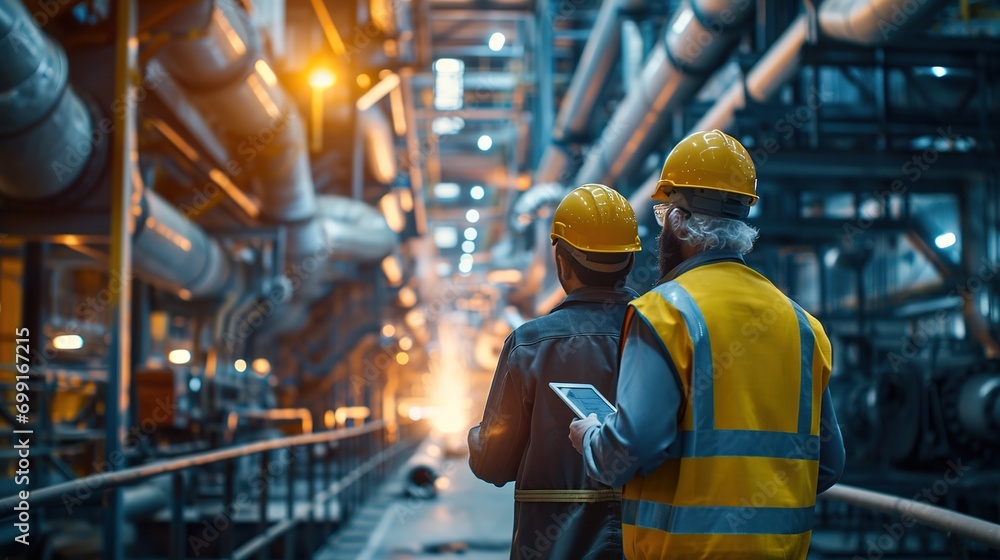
[549,382,617,420]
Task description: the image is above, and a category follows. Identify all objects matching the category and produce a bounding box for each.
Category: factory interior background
[1,0,999,558]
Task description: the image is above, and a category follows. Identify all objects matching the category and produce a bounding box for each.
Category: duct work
[0,0,96,199]
[630,0,950,212]
[571,0,755,188]
[535,0,644,184]
[0,0,236,300]
[0,0,396,318]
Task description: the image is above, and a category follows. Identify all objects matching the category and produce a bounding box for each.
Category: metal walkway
[315,446,512,560]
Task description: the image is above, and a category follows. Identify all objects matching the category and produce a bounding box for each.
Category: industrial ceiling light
[458,260,473,274]
[308,67,336,89]
[935,232,957,249]
[168,349,192,365]
[488,32,506,51]
[464,227,478,241]
[252,358,271,376]
[470,185,485,200]
[477,135,493,151]
[466,209,480,223]
[398,286,418,308]
[434,182,460,199]
[462,240,475,253]
[52,334,84,350]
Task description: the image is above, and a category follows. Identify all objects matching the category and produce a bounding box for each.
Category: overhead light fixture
[470,185,485,200]
[382,255,403,286]
[488,32,506,52]
[433,58,463,73]
[931,66,947,78]
[52,334,84,350]
[398,286,418,308]
[434,182,461,199]
[432,116,465,135]
[168,349,192,365]
[382,324,396,337]
[433,226,459,249]
[335,406,372,426]
[396,351,410,365]
[308,67,336,89]
[462,240,475,253]
[380,192,406,233]
[935,232,957,249]
[477,135,493,151]
[458,260,473,274]
[487,269,523,283]
[399,336,413,351]
[252,358,271,376]
[433,58,464,110]
[189,377,202,392]
[398,188,414,212]
[464,227,478,241]
[466,209,480,223]
[234,359,247,373]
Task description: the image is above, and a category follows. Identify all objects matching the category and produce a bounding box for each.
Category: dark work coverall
[468,286,638,560]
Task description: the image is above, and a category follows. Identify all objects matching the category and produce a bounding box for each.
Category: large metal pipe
[629,0,949,214]
[134,191,236,299]
[571,0,754,188]
[0,0,96,199]
[154,0,319,254]
[0,0,236,301]
[317,196,396,262]
[536,0,644,184]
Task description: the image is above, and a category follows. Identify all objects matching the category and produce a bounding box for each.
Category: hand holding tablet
[549,382,616,420]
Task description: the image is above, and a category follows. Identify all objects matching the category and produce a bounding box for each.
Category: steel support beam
[104,1,137,558]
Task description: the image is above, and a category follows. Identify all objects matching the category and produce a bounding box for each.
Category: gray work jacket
[469,286,637,560]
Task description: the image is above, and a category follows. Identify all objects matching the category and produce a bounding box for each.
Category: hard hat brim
[653,180,759,205]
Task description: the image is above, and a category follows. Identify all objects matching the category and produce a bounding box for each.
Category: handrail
[821,484,1000,549]
[0,420,386,512]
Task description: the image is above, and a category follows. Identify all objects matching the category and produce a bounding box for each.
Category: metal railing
[821,484,1000,554]
[0,419,425,559]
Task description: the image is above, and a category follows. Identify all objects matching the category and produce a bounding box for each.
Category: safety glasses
[653,202,691,227]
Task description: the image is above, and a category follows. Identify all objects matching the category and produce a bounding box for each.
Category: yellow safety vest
[621,261,832,559]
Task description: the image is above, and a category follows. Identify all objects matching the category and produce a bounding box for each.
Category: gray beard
[657,229,685,280]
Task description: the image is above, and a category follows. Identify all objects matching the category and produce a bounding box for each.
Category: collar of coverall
[554,285,641,312]
[655,249,746,285]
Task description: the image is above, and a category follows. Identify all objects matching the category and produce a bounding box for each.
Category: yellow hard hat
[653,129,758,216]
[550,184,641,253]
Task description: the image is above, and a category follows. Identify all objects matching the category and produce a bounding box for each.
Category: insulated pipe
[571,0,755,188]
[316,196,397,263]
[154,0,319,253]
[536,0,644,184]
[0,0,96,199]
[629,0,949,216]
[134,191,236,299]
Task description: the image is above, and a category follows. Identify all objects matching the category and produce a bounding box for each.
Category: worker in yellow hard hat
[470,184,641,559]
[570,131,845,559]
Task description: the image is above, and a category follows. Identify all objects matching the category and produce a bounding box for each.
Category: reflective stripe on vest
[626,281,819,536]
[514,488,622,503]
